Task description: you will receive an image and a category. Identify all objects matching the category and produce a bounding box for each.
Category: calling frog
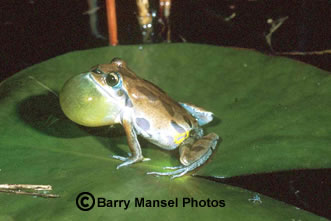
[59,58,219,178]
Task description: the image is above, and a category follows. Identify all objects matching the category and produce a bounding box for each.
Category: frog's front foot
[112,154,150,169]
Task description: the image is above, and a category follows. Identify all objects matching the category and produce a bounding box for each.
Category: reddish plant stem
[106,0,118,45]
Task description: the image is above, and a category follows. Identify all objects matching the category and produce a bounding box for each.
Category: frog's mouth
[87,73,114,100]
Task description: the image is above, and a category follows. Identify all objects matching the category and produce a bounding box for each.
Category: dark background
[1,0,330,219]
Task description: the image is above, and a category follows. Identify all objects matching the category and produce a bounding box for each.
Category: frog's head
[59,58,135,127]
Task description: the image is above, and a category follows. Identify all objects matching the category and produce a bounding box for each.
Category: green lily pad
[0,43,329,220]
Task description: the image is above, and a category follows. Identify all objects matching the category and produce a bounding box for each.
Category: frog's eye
[91,68,103,75]
[106,72,121,87]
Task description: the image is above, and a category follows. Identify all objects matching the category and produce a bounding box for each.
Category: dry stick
[136,0,153,43]
[0,184,59,198]
[159,0,172,42]
[84,0,105,39]
[276,49,331,56]
[0,184,52,191]
[265,16,289,51]
[0,190,59,198]
[136,0,153,26]
[265,17,331,56]
[106,0,118,46]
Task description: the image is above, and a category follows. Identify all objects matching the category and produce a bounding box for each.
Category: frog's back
[125,77,197,149]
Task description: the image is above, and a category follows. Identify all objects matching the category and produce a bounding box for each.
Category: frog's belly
[134,118,191,150]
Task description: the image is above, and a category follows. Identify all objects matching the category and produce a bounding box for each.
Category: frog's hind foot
[147,166,190,179]
[147,132,219,179]
[147,148,213,179]
[112,154,150,169]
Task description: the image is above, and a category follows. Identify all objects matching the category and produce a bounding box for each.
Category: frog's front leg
[147,132,219,179]
[113,118,149,169]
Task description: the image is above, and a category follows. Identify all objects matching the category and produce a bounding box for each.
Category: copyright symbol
[76,192,95,211]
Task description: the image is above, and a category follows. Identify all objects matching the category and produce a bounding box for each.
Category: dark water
[1,0,330,218]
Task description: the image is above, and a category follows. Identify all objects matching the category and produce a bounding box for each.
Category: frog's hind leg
[179,102,213,126]
[147,133,219,179]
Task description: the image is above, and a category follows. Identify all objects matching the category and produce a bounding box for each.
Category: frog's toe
[116,158,139,169]
[163,165,183,170]
[112,155,128,161]
[116,161,131,169]
[114,155,147,169]
[147,167,190,179]
[170,169,190,179]
[113,152,150,159]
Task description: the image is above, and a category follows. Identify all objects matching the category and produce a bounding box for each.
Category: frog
[59,58,219,179]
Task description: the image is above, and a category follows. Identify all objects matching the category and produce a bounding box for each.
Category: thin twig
[265,16,289,51]
[0,189,59,198]
[0,184,52,191]
[276,49,331,56]
[0,184,59,198]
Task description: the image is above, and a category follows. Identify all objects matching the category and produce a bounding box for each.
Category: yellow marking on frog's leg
[28,76,58,97]
[174,131,189,145]
[179,133,218,166]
